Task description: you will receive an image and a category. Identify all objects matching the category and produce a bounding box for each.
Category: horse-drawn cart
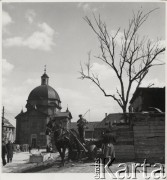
[46,120,102,165]
[68,129,99,161]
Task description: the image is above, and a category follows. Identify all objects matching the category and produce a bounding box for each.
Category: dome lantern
[41,65,49,85]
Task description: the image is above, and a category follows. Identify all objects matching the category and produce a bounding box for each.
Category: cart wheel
[69,150,78,161]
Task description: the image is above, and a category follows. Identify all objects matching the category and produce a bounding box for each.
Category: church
[15,70,72,148]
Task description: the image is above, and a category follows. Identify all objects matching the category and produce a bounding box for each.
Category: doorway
[31,134,37,148]
[31,138,37,148]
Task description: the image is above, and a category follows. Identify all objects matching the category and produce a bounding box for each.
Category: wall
[102,113,165,163]
[130,88,165,112]
[129,95,142,112]
[16,110,47,148]
[2,127,15,143]
[112,125,135,161]
[132,113,165,163]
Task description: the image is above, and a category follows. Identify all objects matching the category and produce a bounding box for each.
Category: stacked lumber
[116,125,134,145]
[133,114,165,163]
[115,145,135,161]
[114,125,135,160]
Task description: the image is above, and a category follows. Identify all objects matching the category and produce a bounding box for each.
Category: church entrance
[31,134,37,148]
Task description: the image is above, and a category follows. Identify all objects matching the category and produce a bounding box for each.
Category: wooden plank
[135,154,165,158]
[115,152,135,156]
[134,133,165,137]
[135,150,164,154]
[134,126,165,130]
[134,132,165,137]
[116,142,134,145]
[134,139,165,143]
[134,122,164,126]
[115,156,135,159]
[115,149,135,152]
[134,144,165,148]
[115,145,134,149]
[134,141,165,146]
[134,137,165,141]
[116,131,134,134]
[134,128,165,132]
[134,131,165,135]
[135,151,164,155]
[116,154,135,157]
[117,138,134,141]
[134,136,165,140]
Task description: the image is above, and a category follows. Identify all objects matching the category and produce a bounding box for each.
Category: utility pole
[2,106,4,140]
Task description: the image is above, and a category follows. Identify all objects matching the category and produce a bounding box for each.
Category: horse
[46,120,82,166]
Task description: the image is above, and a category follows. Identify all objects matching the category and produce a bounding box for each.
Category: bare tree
[79,9,165,113]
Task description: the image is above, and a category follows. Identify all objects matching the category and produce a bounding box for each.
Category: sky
[2,2,165,126]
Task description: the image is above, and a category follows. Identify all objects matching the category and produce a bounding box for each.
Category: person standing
[101,131,116,167]
[37,144,40,151]
[6,140,13,163]
[49,144,53,153]
[77,114,88,142]
[28,145,31,153]
[2,141,7,166]
[16,144,20,152]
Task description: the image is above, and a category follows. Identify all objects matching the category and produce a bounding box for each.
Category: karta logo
[94,158,166,179]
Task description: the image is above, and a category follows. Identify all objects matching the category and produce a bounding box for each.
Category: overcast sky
[2,2,165,126]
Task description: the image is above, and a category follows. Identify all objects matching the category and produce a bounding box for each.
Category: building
[94,113,126,138]
[15,70,72,148]
[129,87,165,112]
[70,121,100,139]
[2,117,15,143]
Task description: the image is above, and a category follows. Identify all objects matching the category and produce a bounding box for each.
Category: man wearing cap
[77,114,88,142]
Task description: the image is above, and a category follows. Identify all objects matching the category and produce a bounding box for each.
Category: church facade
[15,71,72,148]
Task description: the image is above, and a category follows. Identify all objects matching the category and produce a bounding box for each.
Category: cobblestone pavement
[2,149,59,173]
[2,151,31,173]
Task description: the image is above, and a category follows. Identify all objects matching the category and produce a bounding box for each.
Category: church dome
[28,85,61,102]
[26,71,61,111]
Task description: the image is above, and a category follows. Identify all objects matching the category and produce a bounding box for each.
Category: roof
[28,85,61,101]
[95,113,125,129]
[41,73,49,78]
[15,108,48,119]
[130,87,165,104]
[3,118,15,128]
[53,111,72,119]
[70,121,100,131]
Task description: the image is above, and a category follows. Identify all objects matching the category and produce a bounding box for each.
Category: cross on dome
[44,65,46,74]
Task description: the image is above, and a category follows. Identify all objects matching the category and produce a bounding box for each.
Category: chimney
[105,113,108,118]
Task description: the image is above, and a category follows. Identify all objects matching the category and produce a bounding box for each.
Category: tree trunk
[122,105,128,123]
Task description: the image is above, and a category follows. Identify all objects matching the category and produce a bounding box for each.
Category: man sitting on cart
[77,114,88,143]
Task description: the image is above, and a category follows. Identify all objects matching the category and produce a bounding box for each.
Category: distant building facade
[129,87,165,112]
[70,121,100,139]
[2,117,15,143]
[15,71,72,148]
[94,113,126,138]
